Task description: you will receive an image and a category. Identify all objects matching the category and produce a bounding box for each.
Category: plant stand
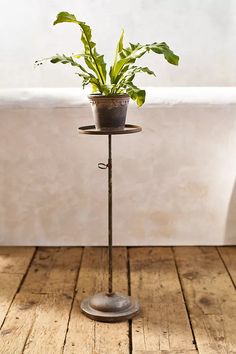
[78,124,142,322]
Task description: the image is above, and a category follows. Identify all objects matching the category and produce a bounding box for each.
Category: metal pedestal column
[79,125,141,322]
[108,134,113,294]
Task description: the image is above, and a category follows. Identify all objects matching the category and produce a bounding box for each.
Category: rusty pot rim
[88,93,129,99]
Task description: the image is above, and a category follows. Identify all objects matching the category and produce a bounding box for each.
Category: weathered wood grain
[0,247,35,274]
[63,247,129,354]
[174,246,236,354]
[0,293,72,354]
[218,246,236,287]
[21,247,82,295]
[0,247,35,327]
[0,247,83,353]
[133,350,198,354]
[129,247,195,353]
[1,246,235,354]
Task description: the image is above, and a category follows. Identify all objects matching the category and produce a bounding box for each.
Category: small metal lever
[98,162,108,170]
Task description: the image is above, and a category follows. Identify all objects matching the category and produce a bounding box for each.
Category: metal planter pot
[88,94,130,131]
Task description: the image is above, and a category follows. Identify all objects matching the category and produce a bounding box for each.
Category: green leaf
[110,42,146,83]
[53,12,78,25]
[126,65,156,78]
[110,37,179,85]
[111,65,155,93]
[37,11,179,98]
[117,29,124,53]
[50,54,88,72]
[49,53,102,91]
[110,29,124,80]
[126,83,146,107]
[149,42,179,65]
[53,12,107,88]
[77,74,100,91]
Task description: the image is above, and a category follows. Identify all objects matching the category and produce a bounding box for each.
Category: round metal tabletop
[78,124,142,135]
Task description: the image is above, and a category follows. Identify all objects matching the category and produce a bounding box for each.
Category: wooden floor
[0,247,235,354]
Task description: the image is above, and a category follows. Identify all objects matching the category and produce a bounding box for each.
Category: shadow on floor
[225,178,236,245]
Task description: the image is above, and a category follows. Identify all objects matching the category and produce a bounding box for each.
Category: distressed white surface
[0,87,236,246]
[1,87,236,108]
[1,0,236,88]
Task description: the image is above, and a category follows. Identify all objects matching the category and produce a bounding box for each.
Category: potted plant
[36,11,179,130]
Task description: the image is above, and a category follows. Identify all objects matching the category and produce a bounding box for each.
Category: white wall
[1,88,236,246]
[1,2,236,245]
[1,0,236,88]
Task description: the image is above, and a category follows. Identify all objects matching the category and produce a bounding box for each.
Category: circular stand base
[80,292,140,322]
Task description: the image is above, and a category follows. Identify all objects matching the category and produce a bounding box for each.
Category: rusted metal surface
[78,124,141,322]
[108,135,113,294]
[78,124,142,135]
[88,94,130,130]
[80,292,139,322]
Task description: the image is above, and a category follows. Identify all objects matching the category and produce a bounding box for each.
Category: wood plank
[63,247,129,354]
[133,350,198,354]
[174,247,236,354]
[218,246,236,287]
[0,293,72,354]
[0,247,83,353]
[129,247,195,352]
[21,247,82,295]
[0,247,35,327]
[0,247,35,274]
[0,274,24,327]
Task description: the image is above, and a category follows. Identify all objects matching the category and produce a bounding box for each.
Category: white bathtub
[0,87,236,245]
